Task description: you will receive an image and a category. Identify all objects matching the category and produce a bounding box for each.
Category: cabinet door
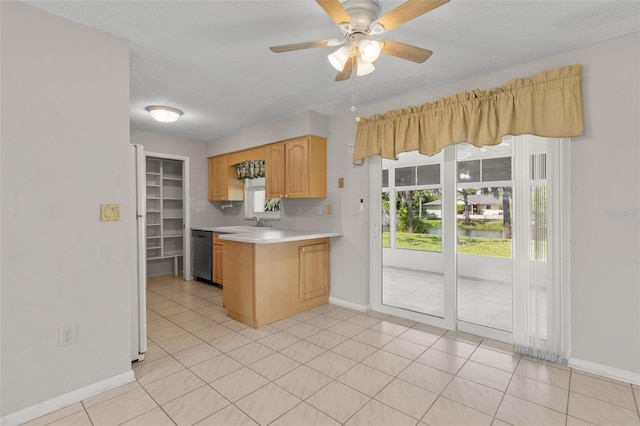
[208,155,228,201]
[285,138,310,198]
[222,241,255,326]
[213,243,223,285]
[264,143,285,199]
[299,242,329,302]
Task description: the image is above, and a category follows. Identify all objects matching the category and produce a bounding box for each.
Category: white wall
[329,33,640,376]
[324,113,372,308]
[1,1,133,418]
[206,111,329,157]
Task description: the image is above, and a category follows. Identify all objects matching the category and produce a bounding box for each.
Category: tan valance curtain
[353,64,583,162]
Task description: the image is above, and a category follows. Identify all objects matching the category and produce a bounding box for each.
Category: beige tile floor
[25,275,640,426]
[383,266,513,332]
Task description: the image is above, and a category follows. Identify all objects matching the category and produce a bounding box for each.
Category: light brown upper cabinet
[208,155,243,201]
[265,136,327,199]
[264,143,285,198]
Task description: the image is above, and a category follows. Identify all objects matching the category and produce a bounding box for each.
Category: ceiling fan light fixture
[356,56,375,76]
[145,105,183,123]
[358,39,381,62]
[369,22,385,35]
[328,46,351,71]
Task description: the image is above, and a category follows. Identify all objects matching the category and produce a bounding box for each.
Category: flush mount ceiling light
[145,105,183,123]
[270,0,447,81]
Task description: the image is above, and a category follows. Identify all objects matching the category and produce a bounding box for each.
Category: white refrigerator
[131,143,147,361]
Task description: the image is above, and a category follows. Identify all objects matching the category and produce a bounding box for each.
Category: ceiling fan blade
[377,0,449,32]
[269,40,335,53]
[316,0,351,26]
[381,40,433,63]
[335,56,354,81]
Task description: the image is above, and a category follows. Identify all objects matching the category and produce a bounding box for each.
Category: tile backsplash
[206,191,343,233]
[280,191,342,233]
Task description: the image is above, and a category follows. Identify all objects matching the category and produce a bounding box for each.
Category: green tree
[458,188,471,224]
[478,187,512,239]
[397,190,415,232]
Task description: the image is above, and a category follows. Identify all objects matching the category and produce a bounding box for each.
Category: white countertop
[191,225,342,244]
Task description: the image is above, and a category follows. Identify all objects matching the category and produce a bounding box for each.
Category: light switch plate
[100,204,122,221]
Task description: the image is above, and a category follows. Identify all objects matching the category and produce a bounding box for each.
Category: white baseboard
[328,297,370,312]
[1,370,135,426]
[569,357,640,386]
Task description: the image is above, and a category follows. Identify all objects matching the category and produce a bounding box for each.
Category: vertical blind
[512,135,569,363]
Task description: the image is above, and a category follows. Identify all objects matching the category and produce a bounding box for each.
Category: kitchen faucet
[253,217,270,227]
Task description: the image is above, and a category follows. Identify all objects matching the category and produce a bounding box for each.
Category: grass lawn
[420,219,505,231]
[383,232,512,258]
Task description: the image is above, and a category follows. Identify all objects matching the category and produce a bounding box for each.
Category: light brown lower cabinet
[213,234,223,285]
[222,238,329,328]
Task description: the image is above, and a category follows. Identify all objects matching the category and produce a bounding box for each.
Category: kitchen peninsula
[194,226,341,328]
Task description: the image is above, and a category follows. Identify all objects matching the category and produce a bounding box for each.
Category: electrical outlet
[59,324,76,347]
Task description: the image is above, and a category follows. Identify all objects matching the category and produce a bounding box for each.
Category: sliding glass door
[455,143,513,339]
[371,140,514,341]
[371,136,569,347]
[381,151,445,318]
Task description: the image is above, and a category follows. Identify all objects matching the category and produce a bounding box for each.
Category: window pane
[382,169,389,188]
[456,187,512,258]
[395,167,416,186]
[457,160,480,182]
[244,183,280,219]
[253,190,266,212]
[395,189,441,252]
[482,157,511,181]
[417,164,440,185]
[384,188,443,318]
[457,125,514,334]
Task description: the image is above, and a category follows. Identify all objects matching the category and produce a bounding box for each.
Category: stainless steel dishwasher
[192,230,212,281]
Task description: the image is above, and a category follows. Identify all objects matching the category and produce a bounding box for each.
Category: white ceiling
[23,0,640,143]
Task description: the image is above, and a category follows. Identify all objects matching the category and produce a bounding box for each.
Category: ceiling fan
[269,0,449,81]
